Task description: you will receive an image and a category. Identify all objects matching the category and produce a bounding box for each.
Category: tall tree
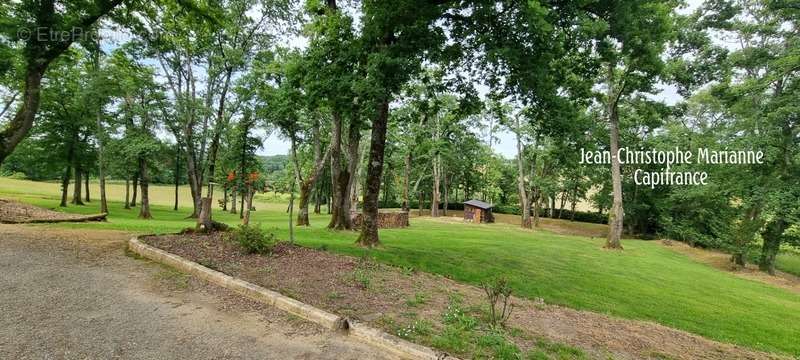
[586,0,676,249]
[0,0,124,165]
[354,0,451,247]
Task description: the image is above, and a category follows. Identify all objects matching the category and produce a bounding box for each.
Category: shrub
[228,224,275,254]
[492,204,608,224]
[6,171,27,180]
[482,277,514,328]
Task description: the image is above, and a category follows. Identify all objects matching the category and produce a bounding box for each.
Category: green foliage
[481,276,514,327]
[228,224,275,254]
[352,254,378,290]
[527,338,587,360]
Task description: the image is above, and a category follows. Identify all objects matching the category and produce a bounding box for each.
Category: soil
[662,240,800,294]
[0,225,393,359]
[0,198,105,223]
[144,233,787,360]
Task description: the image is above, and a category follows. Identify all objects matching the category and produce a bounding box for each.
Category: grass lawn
[777,252,800,277]
[1,177,799,356]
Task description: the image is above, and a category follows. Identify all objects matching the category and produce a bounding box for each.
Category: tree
[0,0,124,165]
[301,0,361,231]
[677,0,800,273]
[106,47,164,219]
[354,0,451,247]
[584,0,676,249]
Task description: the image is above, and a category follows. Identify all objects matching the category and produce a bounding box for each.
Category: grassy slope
[1,177,798,356]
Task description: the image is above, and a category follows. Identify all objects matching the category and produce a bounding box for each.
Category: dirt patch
[144,233,786,360]
[663,240,800,294]
[0,198,106,223]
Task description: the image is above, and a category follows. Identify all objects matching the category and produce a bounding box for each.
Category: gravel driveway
[0,225,393,360]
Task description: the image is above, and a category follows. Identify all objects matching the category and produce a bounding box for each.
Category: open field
[1,177,799,356]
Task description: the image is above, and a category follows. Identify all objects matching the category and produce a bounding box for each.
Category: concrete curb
[128,236,456,360]
[349,321,451,360]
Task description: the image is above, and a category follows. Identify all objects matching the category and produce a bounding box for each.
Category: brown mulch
[143,233,788,360]
[0,198,106,224]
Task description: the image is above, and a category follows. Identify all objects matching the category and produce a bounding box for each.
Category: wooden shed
[463,199,494,223]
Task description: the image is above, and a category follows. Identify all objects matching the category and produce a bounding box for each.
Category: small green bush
[229,224,275,254]
[482,276,514,327]
[6,172,28,180]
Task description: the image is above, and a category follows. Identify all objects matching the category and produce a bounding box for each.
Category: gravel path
[0,225,393,360]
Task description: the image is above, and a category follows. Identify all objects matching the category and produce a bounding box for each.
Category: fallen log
[1,212,108,224]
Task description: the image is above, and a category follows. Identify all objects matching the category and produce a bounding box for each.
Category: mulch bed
[143,232,788,360]
[0,198,106,224]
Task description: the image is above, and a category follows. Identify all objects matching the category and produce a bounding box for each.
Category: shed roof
[464,199,493,210]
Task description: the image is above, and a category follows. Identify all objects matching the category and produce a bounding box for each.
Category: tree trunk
[239,188,245,219]
[431,154,440,217]
[222,186,228,211]
[314,188,322,214]
[297,181,312,226]
[72,167,84,205]
[532,190,541,227]
[346,124,362,217]
[242,184,254,226]
[289,124,331,227]
[759,218,785,275]
[124,178,130,209]
[328,115,359,230]
[605,64,624,250]
[174,151,180,211]
[92,44,108,214]
[96,135,108,214]
[138,158,152,219]
[402,152,410,212]
[357,100,389,247]
[0,66,44,165]
[328,113,346,229]
[443,172,449,216]
[83,168,90,202]
[205,69,234,198]
[288,182,295,243]
[570,195,577,221]
[183,115,201,218]
[419,191,424,216]
[130,171,138,207]
[197,197,213,231]
[515,117,531,228]
[230,184,238,214]
[60,164,71,207]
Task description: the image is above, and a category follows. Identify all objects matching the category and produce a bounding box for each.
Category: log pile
[0,198,108,224]
[350,211,409,229]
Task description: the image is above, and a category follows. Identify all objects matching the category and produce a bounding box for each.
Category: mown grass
[1,177,799,356]
[777,252,800,277]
